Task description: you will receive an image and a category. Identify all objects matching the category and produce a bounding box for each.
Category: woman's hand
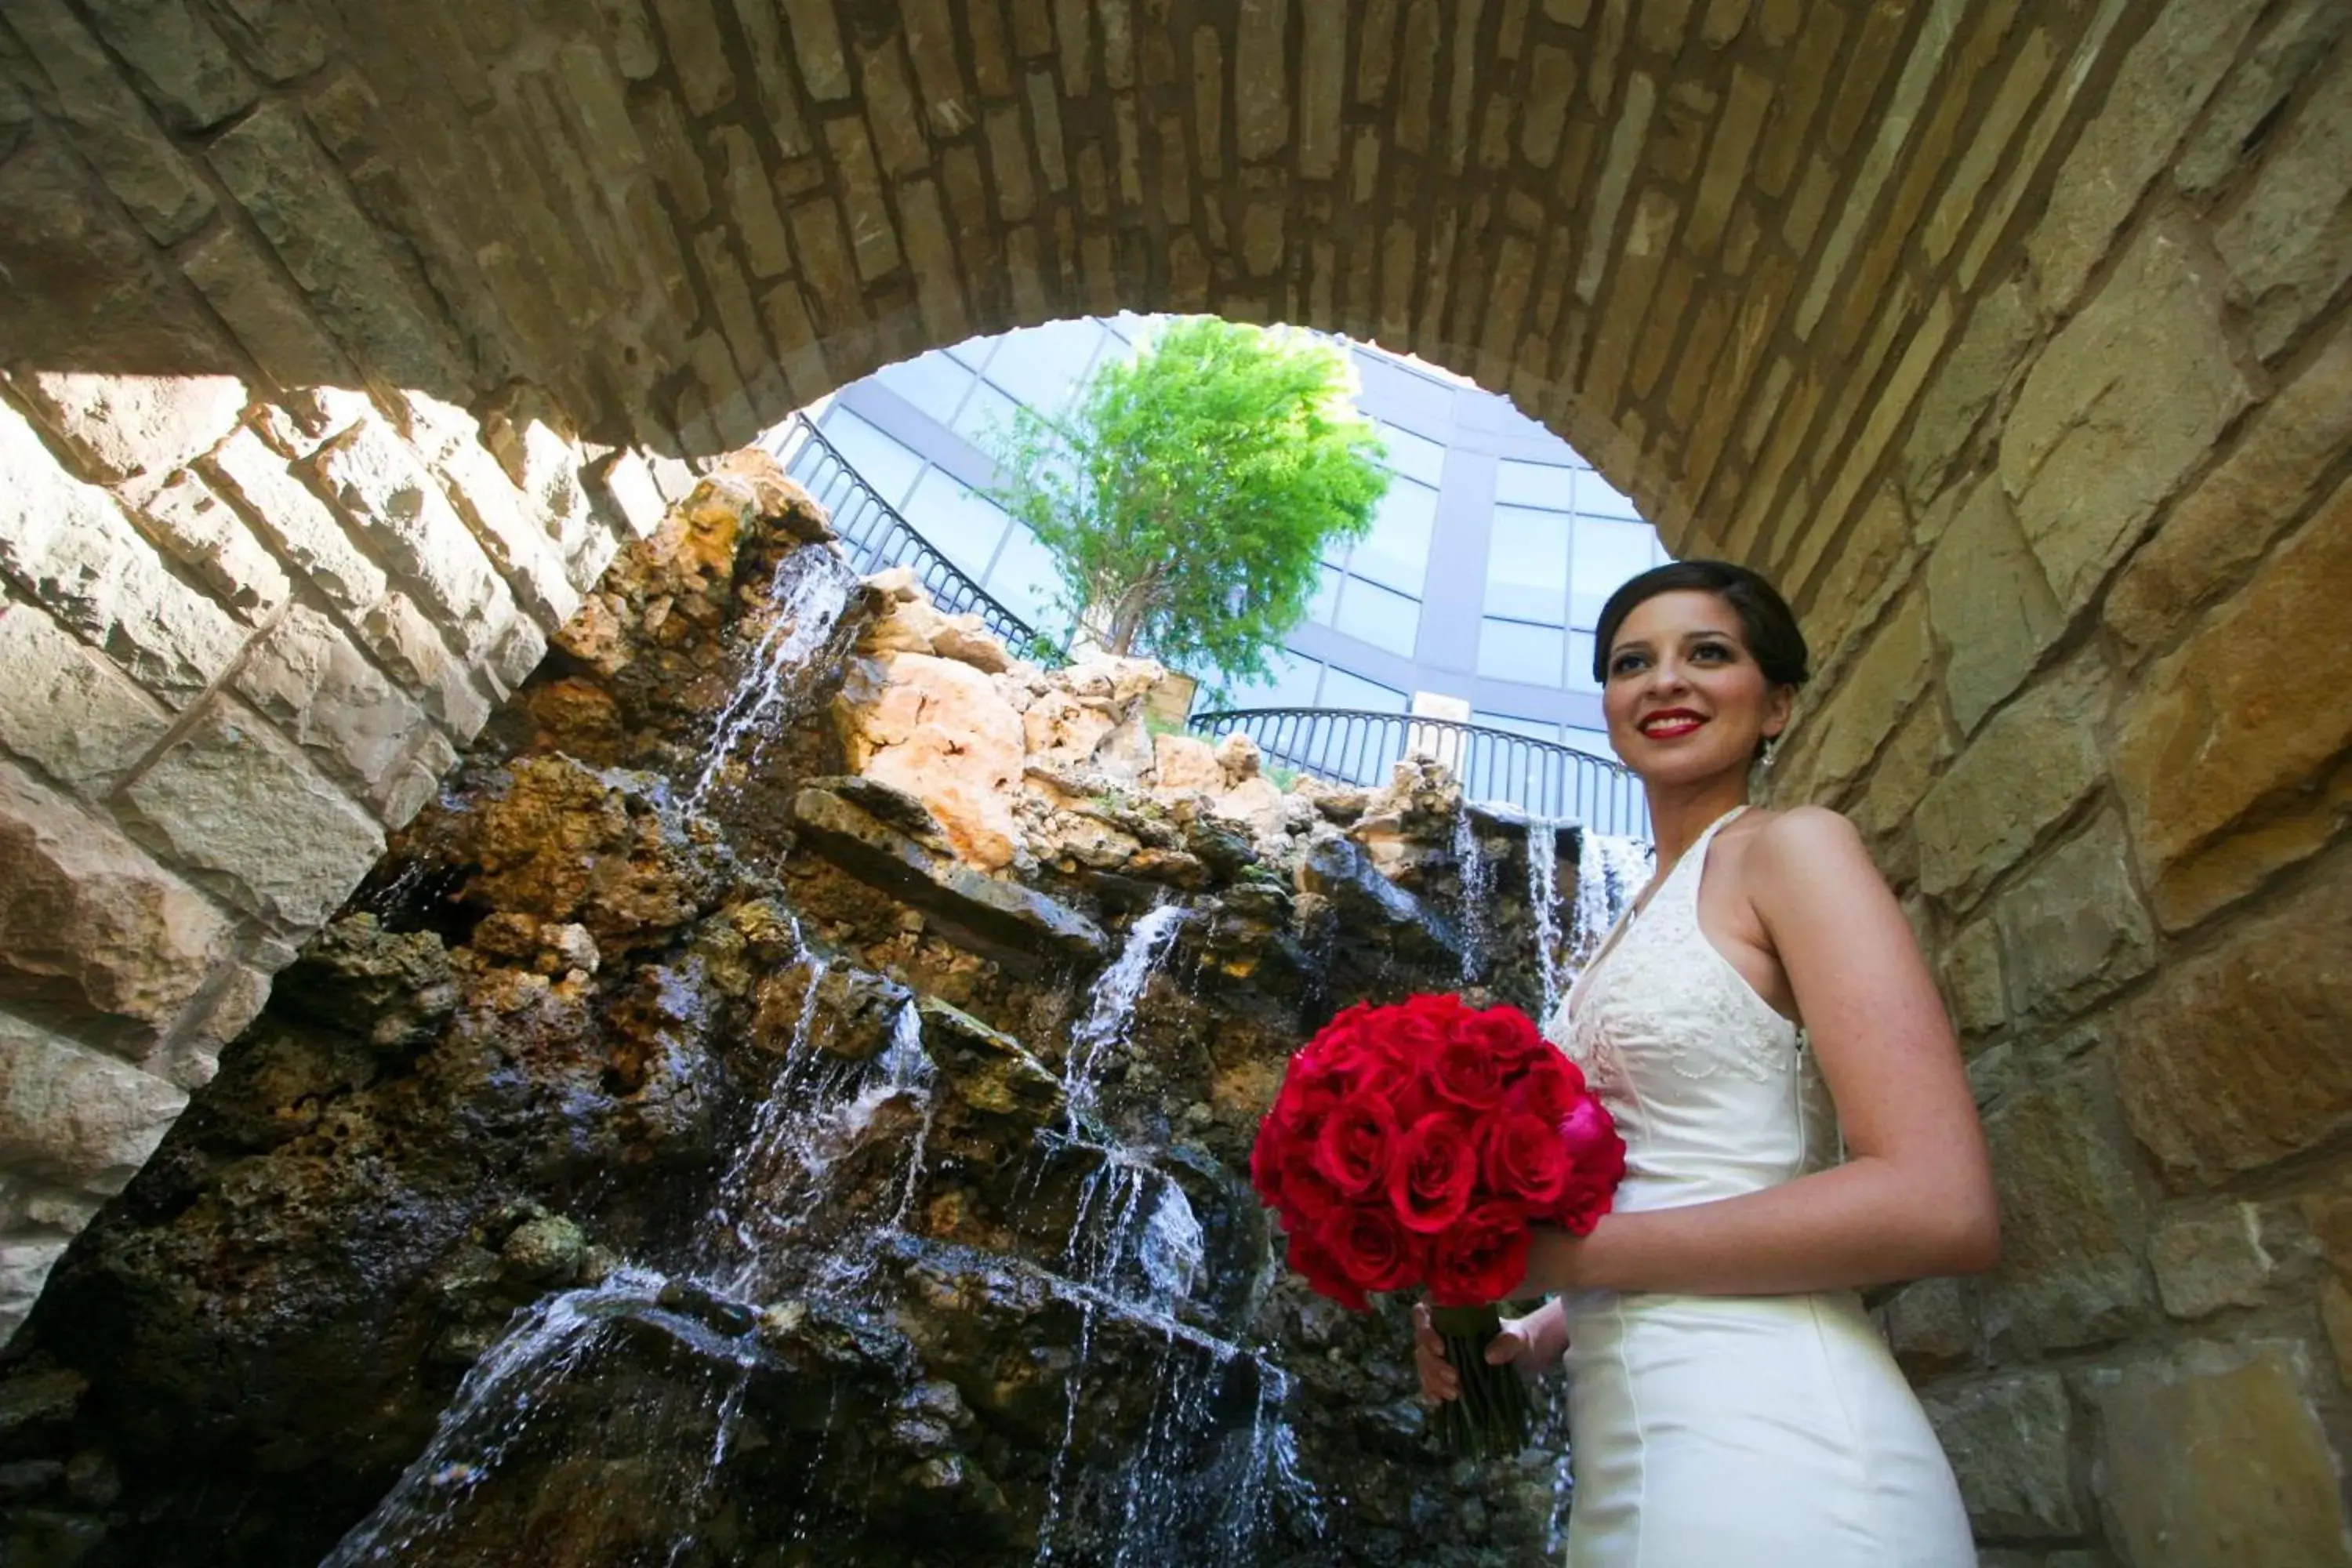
[1413,1300,1567,1400]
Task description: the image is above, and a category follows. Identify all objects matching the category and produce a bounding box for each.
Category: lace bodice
[1544,808,1838,1213]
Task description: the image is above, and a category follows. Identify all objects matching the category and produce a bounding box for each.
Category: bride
[1414,560,1995,1565]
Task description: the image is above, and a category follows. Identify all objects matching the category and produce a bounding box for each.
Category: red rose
[1479,1111,1570,1210]
[1558,1095,1626,1181]
[1552,1175,1615,1237]
[1283,1225,1369,1311]
[1318,1200,1425,1294]
[1249,1118,1286,1208]
[1428,1199,1532,1307]
[1278,1138,1342,1226]
[1312,1091,1401,1197]
[1505,1053,1585,1126]
[1387,1112,1480,1234]
[1271,1068,1342,1137]
[1452,1006,1545,1070]
[1423,1035,1508,1112]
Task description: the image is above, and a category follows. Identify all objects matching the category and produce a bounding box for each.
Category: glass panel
[1475,712,1562,742]
[1374,419,1447,487]
[982,524,1065,631]
[951,379,1024,448]
[1576,470,1641,521]
[946,332,998,370]
[1308,564,1344,625]
[1570,517,1657,628]
[1320,666,1410,713]
[984,318,1113,412]
[1476,619,1566,684]
[902,467,1012,579]
[1565,725,1618,760]
[874,350,975,426]
[1567,629,1602,691]
[1262,650,1324,708]
[1350,478,1438,594]
[1485,506,1570,622]
[817,408,925,508]
[1495,459,1576,511]
[1333,575,1420,657]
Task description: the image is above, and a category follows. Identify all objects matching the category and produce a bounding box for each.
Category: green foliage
[984,318,1389,686]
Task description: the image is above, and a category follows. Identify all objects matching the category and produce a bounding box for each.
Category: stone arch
[2,0,2350,1553]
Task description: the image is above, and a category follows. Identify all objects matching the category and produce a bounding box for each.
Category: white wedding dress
[1544,806,1973,1566]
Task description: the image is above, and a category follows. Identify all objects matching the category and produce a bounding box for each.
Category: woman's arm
[1520,807,1999,1297]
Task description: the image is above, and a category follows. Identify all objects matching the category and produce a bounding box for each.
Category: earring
[1759,735,1780,773]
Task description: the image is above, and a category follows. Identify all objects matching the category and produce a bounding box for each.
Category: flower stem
[1426,1301,1532,1461]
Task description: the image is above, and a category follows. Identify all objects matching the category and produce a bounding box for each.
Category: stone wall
[1759,5,2352,1560]
[1,0,2350,1555]
[0,368,694,1334]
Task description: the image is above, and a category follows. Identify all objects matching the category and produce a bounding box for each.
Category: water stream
[1454,810,1494,985]
[684,546,855,812]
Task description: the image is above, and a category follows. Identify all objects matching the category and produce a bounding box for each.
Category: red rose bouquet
[1249,993,1625,1457]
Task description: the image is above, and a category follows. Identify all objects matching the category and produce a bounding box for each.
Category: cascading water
[1526,822,1567,1020]
[684,546,855,812]
[1062,902,1192,1127]
[1453,809,1495,985]
[1569,832,1655,973]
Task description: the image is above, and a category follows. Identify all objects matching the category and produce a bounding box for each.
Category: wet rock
[790,782,1106,971]
[1298,832,1463,964]
[501,1212,588,1284]
[917,997,1065,1128]
[751,962,909,1063]
[270,913,458,1051]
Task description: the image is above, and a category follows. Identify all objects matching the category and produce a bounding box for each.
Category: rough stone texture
[6,369,248,486]
[835,652,1028,872]
[1990,810,2154,1022]
[1926,1372,2082,1539]
[0,1012,186,1194]
[2114,862,2352,1190]
[2150,1208,2274,1321]
[115,703,387,931]
[2093,1346,2352,1568]
[1915,652,2108,910]
[2000,219,2255,612]
[1924,481,2063,735]
[0,764,229,1047]
[1981,1063,2151,1356]
[1152,731,1225,794]
[0,597,172,800]
[2111,480,2352,931]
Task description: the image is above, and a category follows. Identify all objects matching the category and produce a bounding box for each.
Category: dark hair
[1591,560,1810,688]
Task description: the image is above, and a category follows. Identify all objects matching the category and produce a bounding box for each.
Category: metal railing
[1188,707,1650,837]
[768,412,1049,655]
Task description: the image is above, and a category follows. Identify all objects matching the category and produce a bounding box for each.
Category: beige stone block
[2027,0,2260,314]
[2151,1207,2275,1320]
[2094,1345,2352,1567]
[132,467,291,624]
[2108,320,2352,659]
[1575,72,1654,307]
[1778,592,1931,801]
[75,0,255,132]
[0,595,172,800]
[2116,863,2352,1189]
[116,700,384,931]
[0,763,228,1044]
[0,1237,69,1342]
[1151,733,1225,795]
[1915,652,2108,909]
[1924,1372,2082,1538]
[1903,278,2035,510]
[401,394,583,628]
[304,416,511,655]
[235,604,430,808]
[2176,0,2346,198]
[7,369,247,488]
[1922,27,2054,268]
[1982,1060,2152,1355]
[207,102,466,390]
[1882,1275,1975,1379]
[2001,217,2255,612]
[648,0,734,114]
[836,652,1026,872]
[2112,478,2352,929]
[1993,810,2154,1022]
[0,1012,186,1194]
[4,0,215,242]
[202,426,389,617]
[1939,912,2005,1038]
[1846,696,1950,884]
[2214,47,2352,359]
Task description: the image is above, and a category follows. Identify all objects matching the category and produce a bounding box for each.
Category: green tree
[985,318,1390,685]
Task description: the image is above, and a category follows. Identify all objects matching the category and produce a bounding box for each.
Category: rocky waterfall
[0,455,1635,1568]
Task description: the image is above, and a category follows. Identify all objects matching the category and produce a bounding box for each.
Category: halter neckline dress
[1544,806,1973,1566]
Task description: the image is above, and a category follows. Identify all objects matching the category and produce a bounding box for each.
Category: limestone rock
[860,593,953,656]
[789,782,1106,969]
[1152,733,1224,795]
[709,452,835,543]
[0,1012,187,1195]
[930,615,1011,673]
[1210,776,1290,846]
[837,652,1026,872]
[1924,1372,2082,1539]
[2092,1345,2352,1566]
[1214,732,1262,784]
[916,997,1065,1128]
[1020,689,1117,771]
[271,915,459,1052]
[1980,1063,2151,1354]
[2151,1208,2274,1321]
